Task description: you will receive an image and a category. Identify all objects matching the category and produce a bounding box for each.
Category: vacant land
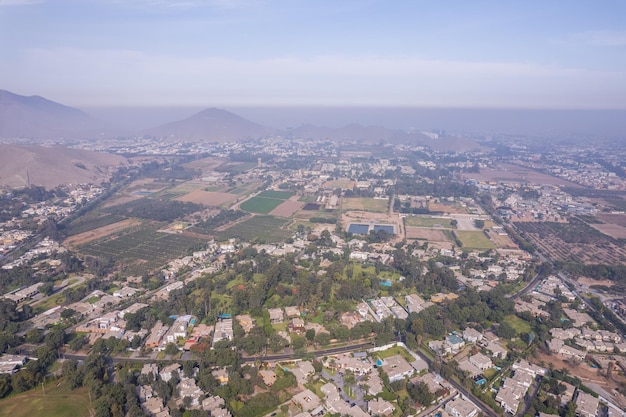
[0,383,92,417]
[65,213,125,236]
[590,223,626,239]
[175,190,239,207]
[323,179,355,190]
[217,216,291,243]
[486,229,518,249]
[342,198,388,213]
[597,213,626,227]
[455,230,496,250]
[504,314,532,335]
[240,196,285,214]
[405,227,451,242]
[428,201,468,214]
[463,163,581,187]
[270,200,304,217]
[65,218,140,247]
[405,216,455,228]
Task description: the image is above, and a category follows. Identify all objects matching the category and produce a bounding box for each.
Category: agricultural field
[0,383,92,417]
[514,220,626,264]
[215,161,257,173]
[455,230,496,250]
[78,225,206,275]
[342,197,388,213]
[175,190,239,207]
[240,196,285,214]
[64,213,125,236]
[105,198,203,222]
[404,216,455,228]
[258,190,293,200]
[65,218,140,247]
[217,216,291,243]
[269,200,304,217]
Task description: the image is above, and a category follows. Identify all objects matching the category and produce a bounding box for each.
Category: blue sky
[1,0,625,108]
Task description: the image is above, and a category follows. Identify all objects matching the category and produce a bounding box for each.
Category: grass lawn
[404,216,455,228]
[483,368,497,379]
[0,383,92,417]
[342,198,388,213]
[504,314,532,335]
[456,230,496,250]
[375,346,414,363]
[240,196,284,214]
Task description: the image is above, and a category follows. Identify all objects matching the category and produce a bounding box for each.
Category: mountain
[0,144,128,189]
[0,89,115,140]
[141,108,280,142]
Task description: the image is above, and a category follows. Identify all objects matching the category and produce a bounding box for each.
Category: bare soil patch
[591,223,626,239]
[405,227,450,242]
[269,200,305,217]
[64,219,140,247]
[577,276,615,288]
[462,163,581,187]
[428,202,468,214]
[486,230,519,249]
[597,213,626,227]
[175,190,239,207]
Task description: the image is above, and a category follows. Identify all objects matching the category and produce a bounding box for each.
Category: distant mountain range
[0,89,482,150]
[0,89,116,140]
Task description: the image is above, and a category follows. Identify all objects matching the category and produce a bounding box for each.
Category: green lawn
[404,216,455,228]
[240,197,284,214]
[504,314,532,335]
[0,383,92,417]
[456,230,496,250]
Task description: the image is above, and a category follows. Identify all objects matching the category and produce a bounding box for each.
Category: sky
[1,0,626,110]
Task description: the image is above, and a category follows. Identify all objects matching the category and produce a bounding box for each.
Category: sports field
[404,216,455,228]
[0,383,92,417]
[342,198,388,213]
[456,230,496,250]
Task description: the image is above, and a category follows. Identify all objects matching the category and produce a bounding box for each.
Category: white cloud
[3,48,625,108]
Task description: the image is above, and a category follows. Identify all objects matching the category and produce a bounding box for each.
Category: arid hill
[0,90,117,140]
[0,144,128,189]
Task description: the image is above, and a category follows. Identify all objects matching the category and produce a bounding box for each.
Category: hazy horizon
[80,106,626,139]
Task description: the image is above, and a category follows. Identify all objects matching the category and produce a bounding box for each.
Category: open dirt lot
[577,276,615,287]
[175,190,239,207]
[597,213,626,227]
[405,227,451,242]
[64,219,140,247]
[462,163,581,187]
[269,199,305,217]
[486,230,519,249]
[591,223,626,239]
[428,202,468,214]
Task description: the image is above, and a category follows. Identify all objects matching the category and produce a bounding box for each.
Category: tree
[164,343,179,355]
[314,332,331,346]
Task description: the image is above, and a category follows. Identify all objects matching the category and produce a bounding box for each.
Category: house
[468,353,493,371]
[235,315,255,334]
[268,308,284,324]
[177,377,203,408]
[285,306,300,318]
[113,286,138,298]
[320,382,341,402]
[160,364,181,382]
[446,334,465,352]
[145,321,169,349]
[445,397,478,417]
[141,363,158,378]
[381,355,415,382]
[290,317,306,334]
[462,328,483,343]
[575,391,599,417]
[259,370,277,386]
[291,389,321,412]
[485,341,507,359]
[368,398,395,416]
[212,368,229,385]
[212,318,233,346]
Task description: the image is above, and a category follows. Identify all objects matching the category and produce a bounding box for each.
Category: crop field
[515,220,626,264]
[215,161,258,173]
[342,198,388,213]
[65,218,140,247]
[455,230,496,250]
[240,196,285,214]
[217,216,291,242]
[258,190,293,200]
[175,190,239,207]
[78,225,206,274]
[270,200,304,217]
[0,383,92,417]
[65,213,125,236]
[404,216,455,228]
